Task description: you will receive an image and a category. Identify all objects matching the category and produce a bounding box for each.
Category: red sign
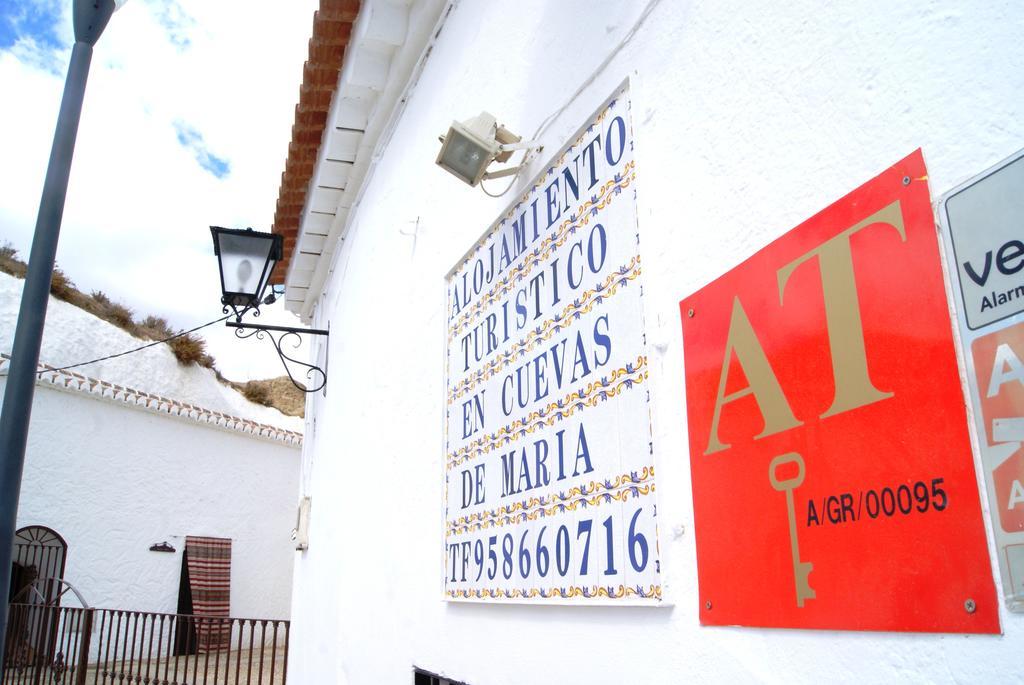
[971,322,1024,533]
[680,151,998,633]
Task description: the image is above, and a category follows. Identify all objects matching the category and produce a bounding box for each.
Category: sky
[0,0,320,380]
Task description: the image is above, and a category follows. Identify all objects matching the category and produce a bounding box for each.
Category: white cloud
[6,35,65,74]
[0,0,320,380]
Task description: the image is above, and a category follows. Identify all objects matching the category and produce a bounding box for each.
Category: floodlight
[436,112,541,187]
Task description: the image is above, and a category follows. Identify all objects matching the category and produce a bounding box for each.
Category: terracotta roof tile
[270,1,360,281]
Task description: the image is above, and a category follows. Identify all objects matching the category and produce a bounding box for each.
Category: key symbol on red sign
[770,452,816,607]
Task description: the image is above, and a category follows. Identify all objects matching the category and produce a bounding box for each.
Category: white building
[1,271,301,622]
[4,360,301,621]
[275,1,1024,682]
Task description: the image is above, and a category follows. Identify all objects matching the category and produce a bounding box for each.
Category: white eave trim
[0,357,303,447]
[284,0,451,321]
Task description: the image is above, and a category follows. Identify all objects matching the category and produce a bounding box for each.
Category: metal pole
[0,1,117,671]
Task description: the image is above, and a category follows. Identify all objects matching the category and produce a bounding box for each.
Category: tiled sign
[444,83,661,603]
[680,151,999,632]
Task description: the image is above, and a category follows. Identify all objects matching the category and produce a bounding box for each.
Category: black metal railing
[2,603,289,685]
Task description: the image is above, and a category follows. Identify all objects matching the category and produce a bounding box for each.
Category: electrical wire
[0,313,233,377]
[478,0,662,199]
[2,290,284,378]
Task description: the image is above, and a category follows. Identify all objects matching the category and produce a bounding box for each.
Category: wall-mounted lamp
[210,226,329,392]
[436,112,541,187]
[149,542,175,553]
[210,226,282,321]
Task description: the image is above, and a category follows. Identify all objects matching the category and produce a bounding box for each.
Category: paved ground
[3,646,288,685]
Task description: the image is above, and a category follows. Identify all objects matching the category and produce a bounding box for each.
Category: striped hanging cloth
[185,536,232,652]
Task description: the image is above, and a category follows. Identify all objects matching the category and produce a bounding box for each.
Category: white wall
[8,380,299,622]
[290,1,1024,682]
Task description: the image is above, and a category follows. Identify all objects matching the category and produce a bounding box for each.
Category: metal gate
[5,526,69,680]
[10,526,67,602]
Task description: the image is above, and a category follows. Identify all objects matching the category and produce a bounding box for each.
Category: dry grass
[48,267,76,301]
[0,243,26,278]
[138,314,175,340]
[243,383,272,406]
[101,300,135,329]
[233,377,305,417]
[167,333,210,367]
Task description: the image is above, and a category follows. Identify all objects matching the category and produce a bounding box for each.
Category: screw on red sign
[680,150,998,633]
[971,321,1024,533]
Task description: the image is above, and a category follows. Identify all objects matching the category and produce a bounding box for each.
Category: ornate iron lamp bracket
[227,321,329,393]
[222,299,262,322]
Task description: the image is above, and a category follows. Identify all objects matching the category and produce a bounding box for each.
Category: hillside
[0,252,304,429]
